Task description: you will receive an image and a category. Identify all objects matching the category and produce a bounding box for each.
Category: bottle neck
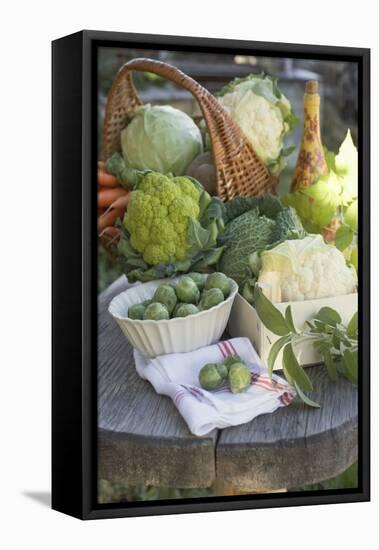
[303,93,322,140]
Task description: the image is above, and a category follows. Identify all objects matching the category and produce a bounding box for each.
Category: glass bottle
[291,80,328,192]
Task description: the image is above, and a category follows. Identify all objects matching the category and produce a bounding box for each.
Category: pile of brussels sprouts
[199,356,251,394]
[127,272,232,321]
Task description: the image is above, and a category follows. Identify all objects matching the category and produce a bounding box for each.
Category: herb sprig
[254,286,358,407]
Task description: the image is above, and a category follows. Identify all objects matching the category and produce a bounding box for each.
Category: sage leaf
[254,286,291,336]
[347,311,358,339]
[282,363,294,387]
[294,382,321,408]
[332,330,341,351]
[342,349,358,385]
[307,320,324,333]
[315,307,342,327]
[285,305,297,334]
[283,344,313,392]
[321,347,338,381]
[314,320,327,331]
[267,334,292,378]
[312,339,327,352]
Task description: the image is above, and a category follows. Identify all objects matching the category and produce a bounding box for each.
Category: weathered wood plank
[98,276,358,491]
[97,276,217,488]
[217,366,358,490]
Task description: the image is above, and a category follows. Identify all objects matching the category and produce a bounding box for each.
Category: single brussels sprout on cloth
[199,287,224,310]
[228,362,251,393]
[175,276,200,304]
[143,302,170,321]
[153,284,177,315]
[173,303,200,318]
[199,363,228,391]
[128,303,146,320]
[205,272,231,298]
[187,272,207,292]
[223,354,244,369]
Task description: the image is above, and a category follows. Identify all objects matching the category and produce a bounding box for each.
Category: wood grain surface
[98,277,217,488]
[217,367,357,490]
[98,277,358,490]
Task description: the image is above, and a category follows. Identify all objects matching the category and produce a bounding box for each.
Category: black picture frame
[52,30,370,520]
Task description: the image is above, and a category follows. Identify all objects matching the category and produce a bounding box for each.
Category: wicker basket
[101,58,277,201]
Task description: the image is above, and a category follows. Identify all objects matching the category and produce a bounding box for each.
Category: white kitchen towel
[134,337,296,436]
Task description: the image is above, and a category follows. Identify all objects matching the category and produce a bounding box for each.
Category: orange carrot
[105,193,130,213]
[98,187,127,208]
[97,169,119,188]
[98,207,124,232]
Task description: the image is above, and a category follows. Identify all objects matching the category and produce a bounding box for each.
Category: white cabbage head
[121,104,203,176]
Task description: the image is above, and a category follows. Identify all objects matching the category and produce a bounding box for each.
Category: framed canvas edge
[53,30,370,520]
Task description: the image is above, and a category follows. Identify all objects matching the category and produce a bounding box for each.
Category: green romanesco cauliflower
[124,173,201,265]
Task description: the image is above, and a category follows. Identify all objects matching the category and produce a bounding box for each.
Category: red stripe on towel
[222,341,231,356]
[227,340,238,355]
[217,342,227,357]
[251,373,281,392]
[223,341,234,356]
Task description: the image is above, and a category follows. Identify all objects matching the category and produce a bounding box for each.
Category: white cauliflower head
[258,235,357,302]
[219,92,284,164]
[217,74,297,175]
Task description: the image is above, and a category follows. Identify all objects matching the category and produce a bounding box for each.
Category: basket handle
[101,58,275,200]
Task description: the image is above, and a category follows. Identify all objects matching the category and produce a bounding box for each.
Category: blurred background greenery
[97,47,358,500]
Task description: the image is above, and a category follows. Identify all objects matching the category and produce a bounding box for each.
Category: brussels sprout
[223,354,244,369]
[153,284,177,315]
[199,363,228,390]
[205,272,231,298]
[199,287,224,310]
[187,272,207,291]
[142,299,153,307]
[228,362,251,393]
[173,303,200,318]
[128,303,146,320]
[175,276,200,304]
[143,302,170,321]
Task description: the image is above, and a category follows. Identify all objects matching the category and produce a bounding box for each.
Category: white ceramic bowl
[108,275,238,358]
